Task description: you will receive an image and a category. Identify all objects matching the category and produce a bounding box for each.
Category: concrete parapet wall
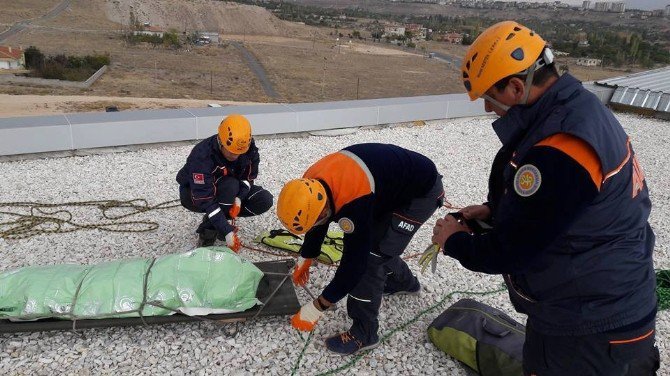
[0,93,487,156]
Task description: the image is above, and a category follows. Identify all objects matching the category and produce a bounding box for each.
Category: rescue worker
[277,143,444,355]
[431,21,660,374]
[176,114,273,250]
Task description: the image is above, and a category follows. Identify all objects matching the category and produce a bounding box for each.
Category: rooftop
[0,113,668,374]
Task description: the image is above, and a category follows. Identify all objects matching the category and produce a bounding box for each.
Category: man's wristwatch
[315,296,330,311]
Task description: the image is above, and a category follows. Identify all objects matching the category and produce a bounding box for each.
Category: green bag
[254,229,343,264]
[428,298,525,376]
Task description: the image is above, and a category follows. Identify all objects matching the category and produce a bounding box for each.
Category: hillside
[103,0,316,37]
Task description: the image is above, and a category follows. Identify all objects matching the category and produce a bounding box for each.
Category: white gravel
[0,112,668,375]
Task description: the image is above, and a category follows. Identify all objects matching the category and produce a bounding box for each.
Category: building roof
[596,66,670,93]
[595,66,670,113]
[0,46,23,61]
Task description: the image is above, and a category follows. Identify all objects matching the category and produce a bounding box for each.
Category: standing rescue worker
[277,143,444,355]
[431,21,660,374]
[177,114,273,249]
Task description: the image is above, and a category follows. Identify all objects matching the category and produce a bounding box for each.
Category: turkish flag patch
[193,173,205,184]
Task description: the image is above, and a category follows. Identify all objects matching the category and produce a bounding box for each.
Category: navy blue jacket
[176,135,259,234]
[300,143,438,303]
[445,74,656,336]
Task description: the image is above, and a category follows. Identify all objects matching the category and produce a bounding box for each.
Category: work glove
[291,300,324,332]
[418,243,440,274]
[292,257,313,286]
[225,230,241,253]
[229,197,242,219]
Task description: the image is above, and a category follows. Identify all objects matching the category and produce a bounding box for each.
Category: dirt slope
[103,0,315,37]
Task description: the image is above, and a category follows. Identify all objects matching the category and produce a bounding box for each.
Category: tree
[24,46,44,70]
[163,31,181,49]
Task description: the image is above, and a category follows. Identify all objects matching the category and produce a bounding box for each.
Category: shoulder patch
[338,217,355,234]
[514,164,542,197]
[193,173,205,185]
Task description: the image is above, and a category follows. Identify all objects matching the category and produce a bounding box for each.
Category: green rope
[0,199,181,240]
[289,284,507,376]
[657,269,670,311]
[290,331,315,376]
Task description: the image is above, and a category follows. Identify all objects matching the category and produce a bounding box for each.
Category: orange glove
[229,197,242,219]
[225,231,241,253]
[292,257,313,286]
[291,300,324,332]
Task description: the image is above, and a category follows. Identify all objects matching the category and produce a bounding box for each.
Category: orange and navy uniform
[299,143,438,304]
[176,135,259,235]
[443,74,656,337]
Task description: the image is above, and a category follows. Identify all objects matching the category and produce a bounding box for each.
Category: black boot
[196,215,218,247]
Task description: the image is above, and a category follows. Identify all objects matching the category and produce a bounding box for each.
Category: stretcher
[0,259,299,334]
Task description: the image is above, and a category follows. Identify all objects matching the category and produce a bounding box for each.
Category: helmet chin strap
[484,55,545,112]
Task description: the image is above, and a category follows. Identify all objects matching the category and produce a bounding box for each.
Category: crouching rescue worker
[277,143,444,355]
[176,114,273,250]
[431,21,660,374]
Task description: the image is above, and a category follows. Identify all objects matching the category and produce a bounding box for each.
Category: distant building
[0,46,25,70]
[665,5,670,17]
[610,2,625,13]
[582,1,592,10]
[383,26,406,38]
[198,32,220,44]
[435,32,463,44]
[405,24,427,40]
[576,57,602,66]
[133,25,165,38]
[594,2,610,11]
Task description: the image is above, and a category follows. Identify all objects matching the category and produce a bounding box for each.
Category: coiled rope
[0,199,181,240]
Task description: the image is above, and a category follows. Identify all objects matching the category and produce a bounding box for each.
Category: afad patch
[193,173,205,185]
[514,164,542,197]
[338,217,355,234]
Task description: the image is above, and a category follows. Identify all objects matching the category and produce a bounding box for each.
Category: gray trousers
[347,176,444,342]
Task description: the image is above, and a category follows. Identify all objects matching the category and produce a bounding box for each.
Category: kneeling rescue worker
[277,143,444,355]
[176,114,273,250]
[431,21,660,374]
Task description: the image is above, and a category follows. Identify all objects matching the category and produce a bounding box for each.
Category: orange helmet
[277,179,327,235]
[218,114,252,154]
[461,21,547,100]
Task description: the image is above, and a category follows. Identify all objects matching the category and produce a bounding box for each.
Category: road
[230,41,281,101]
[430,51,462,69]
[0,0,71,43]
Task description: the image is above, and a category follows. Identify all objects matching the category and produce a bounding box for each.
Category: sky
[497,0,670,11]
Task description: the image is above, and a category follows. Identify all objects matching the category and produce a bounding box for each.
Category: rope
[657,269,670,311]
[0,199,181,240]
[290,284,507,376]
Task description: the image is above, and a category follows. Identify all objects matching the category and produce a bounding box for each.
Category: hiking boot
[325,331,380,355]
[196,215,218,247]
[197,228,218,247]
[383,278,421,297]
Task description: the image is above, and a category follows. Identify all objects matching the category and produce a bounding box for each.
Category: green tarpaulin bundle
[0,247,263,321]
[254,229,343,264]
